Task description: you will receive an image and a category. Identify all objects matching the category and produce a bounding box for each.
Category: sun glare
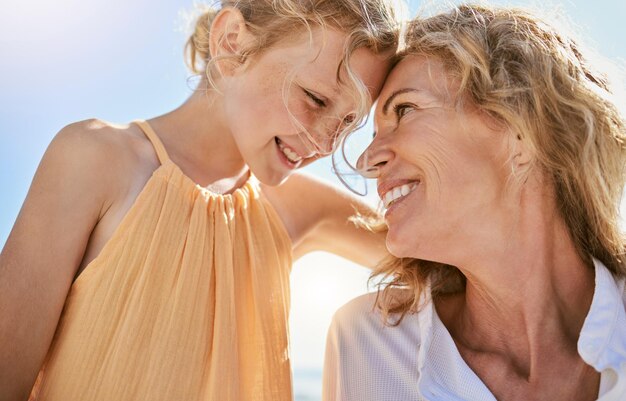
[289,252,372,369]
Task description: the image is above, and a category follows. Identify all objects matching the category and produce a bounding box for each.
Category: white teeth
[382,183,418,208]
[277,139,302,163]
[384,191,394,206]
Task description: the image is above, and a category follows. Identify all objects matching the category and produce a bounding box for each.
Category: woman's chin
[385,232,415,259]
[385,224,435,260]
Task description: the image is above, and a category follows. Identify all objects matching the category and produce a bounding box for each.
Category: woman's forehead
[382,56,451,96]
[374,56,454,114]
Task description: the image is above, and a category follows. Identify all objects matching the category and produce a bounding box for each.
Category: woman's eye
[393,103,415,120]
[304,89,326,108]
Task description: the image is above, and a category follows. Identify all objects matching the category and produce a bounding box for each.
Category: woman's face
[359,55,518,263]
[223,27,391,186]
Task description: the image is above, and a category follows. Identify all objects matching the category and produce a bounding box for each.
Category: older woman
[323,4,626,401]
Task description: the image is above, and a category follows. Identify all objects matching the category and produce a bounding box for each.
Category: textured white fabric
[323,258,626,401]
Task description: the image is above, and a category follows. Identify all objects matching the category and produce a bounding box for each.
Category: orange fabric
[29,120,294,401]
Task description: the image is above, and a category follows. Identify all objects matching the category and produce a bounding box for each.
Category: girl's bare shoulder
[53,119,157,167]
[50,119,158,181]
[43,119,161,211]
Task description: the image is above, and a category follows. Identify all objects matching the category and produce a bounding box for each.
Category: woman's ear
[209,7,253,76]
[511,132,533,168]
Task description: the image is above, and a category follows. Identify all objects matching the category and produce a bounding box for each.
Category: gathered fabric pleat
[29,121,293,401]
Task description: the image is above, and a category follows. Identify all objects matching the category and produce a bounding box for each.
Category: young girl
[0,0,402,400]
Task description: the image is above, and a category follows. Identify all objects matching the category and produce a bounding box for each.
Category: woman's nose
[356,139,393,179]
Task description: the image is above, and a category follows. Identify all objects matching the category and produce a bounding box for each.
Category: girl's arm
[0,123,112,400]
[264,172,388,267]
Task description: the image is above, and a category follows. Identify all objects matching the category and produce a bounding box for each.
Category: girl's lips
[276,137,304,162]
[275,139,301,170]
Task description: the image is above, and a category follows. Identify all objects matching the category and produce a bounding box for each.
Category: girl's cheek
[283,99,315,126]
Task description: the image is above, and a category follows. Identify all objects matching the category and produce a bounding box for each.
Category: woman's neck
[437,190,596,378]
[147,84,250,190]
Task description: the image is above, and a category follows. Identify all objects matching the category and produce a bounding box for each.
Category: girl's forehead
[276,26,348,59]
[277,26,387,70]
[274,28,390,97]
[260,28,348,82]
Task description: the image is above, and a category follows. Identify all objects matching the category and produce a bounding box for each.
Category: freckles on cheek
[255,62,289,103]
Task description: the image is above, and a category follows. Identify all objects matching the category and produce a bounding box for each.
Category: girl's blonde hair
[184,0,405,154]
[368,4,626,324]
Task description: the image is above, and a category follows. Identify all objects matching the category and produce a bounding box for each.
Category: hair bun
[185,7,220,74]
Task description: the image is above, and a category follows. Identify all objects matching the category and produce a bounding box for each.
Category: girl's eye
[304,89,326,108]
[343,113,356,125]
[393,103,415,121]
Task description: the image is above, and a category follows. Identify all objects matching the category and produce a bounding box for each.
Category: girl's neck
[147,84,250,190]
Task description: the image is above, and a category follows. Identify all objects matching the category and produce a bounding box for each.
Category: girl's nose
[302,121,342,156]
[297,128,335,156]
[317,117,349,155]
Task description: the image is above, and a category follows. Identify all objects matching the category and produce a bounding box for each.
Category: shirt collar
[416,258,626,401]
[415,284,496,401]
[577,258,626,371]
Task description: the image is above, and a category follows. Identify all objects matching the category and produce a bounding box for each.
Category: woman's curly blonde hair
[366,4,626,324]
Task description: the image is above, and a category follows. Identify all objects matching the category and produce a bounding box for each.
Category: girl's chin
[253,168,292,187]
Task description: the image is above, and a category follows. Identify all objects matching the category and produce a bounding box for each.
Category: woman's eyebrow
[382,88,421,115]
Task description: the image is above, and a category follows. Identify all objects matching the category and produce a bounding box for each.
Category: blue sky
[1,0,625,382]
[2,0,625,243]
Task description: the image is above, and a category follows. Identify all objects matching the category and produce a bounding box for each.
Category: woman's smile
[379,180,419,207]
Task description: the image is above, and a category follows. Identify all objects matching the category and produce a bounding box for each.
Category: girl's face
[358,55,517,264]
[222,27,392,186]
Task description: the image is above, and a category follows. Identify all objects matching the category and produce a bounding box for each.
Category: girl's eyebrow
[382,88,421,115]
[304,69,340,97]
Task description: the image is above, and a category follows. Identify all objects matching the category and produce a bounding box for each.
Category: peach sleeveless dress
[29,120,294,401]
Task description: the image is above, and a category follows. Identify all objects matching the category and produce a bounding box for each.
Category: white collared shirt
[323,259,626,401]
